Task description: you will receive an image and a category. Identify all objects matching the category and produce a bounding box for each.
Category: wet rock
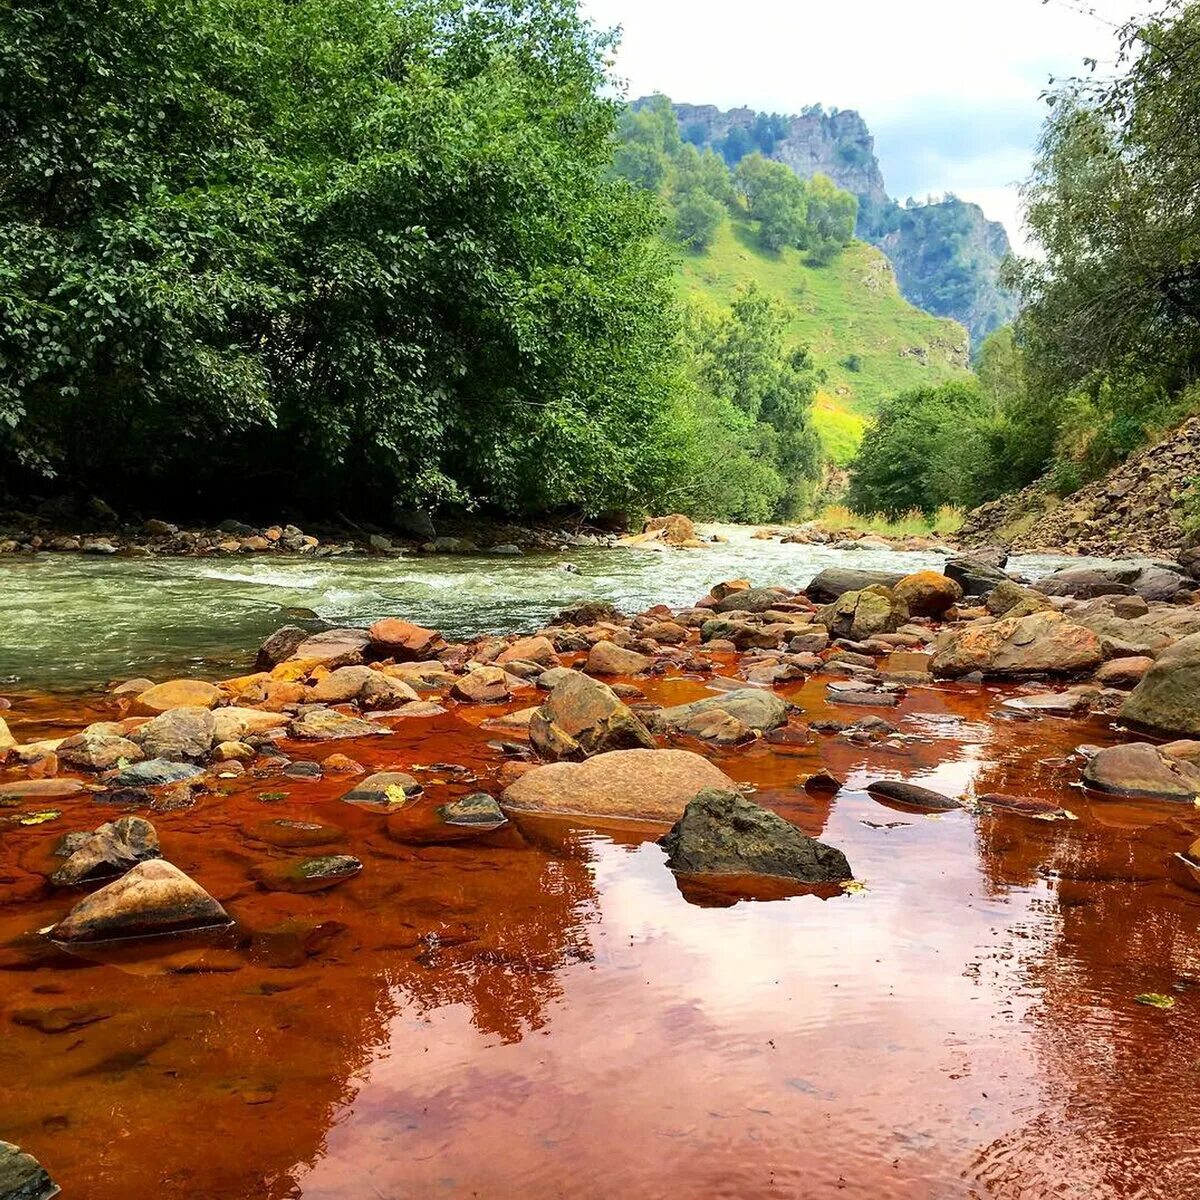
[985,580,1052,618]
[256,626,310,670]
[817,586,909,641]
[585,641,653,676]
[340,771,423,811]
[309,665,378,703]
[129,705,216,761]
[131,679,222,716]
[712,586,792,614]
[0,777,87,803]
[1121,632,1200,736]
[282,760,322,780]
[554,600,621,626]
[1083,742,1200,801]
[805,568,905,605]
[111,759,205,788]
[288,708,389,740]
[255,855,362,893]
[975,793,1072,819]
[501,748,737,823]
[931,612,1103,679]
[0,716,15,753]
[450,667,511,703]
[1131,564,1191,603]
[210,707,289,743]
[1095,656,1154,689]
[496,636,559,667]
[944,556,1011,597]
[866,780,960,812]
[289,627,371,667]
[0,1140,59,1200]
[51,816,160,886]
[56,731,144,772]
[651,689,789,737]
[246,818,345,849]
[1001,690,1093,716]
[50,860,230,943]
[659,788,852,883]
[529,671,656,761]
[438,793,506,828]
[367,619,446,661]
[893,571,962,618]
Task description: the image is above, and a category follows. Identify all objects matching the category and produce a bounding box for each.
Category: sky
[580,0,1145,253]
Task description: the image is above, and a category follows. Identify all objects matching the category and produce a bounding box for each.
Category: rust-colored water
[4,666,1200,1199]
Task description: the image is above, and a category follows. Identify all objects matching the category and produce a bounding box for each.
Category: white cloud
[582,0,1147,253]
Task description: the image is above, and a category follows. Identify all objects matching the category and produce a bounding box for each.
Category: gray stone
[1121,633,1200,735]
[0,1141,58,1200]
[112,759,206,787]
[52,816,160,886]
[805,567,905,604]
[652,689,790,736]
[129,706,215,762]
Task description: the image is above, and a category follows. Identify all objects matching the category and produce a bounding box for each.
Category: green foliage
[804,174,858,266]
[846,381,996,519]
[736,154,807,252]
[1009,0,1200,490]
[672,187,725,251]
[0,0,691,518]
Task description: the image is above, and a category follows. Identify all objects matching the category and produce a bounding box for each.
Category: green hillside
[678,215,972,462]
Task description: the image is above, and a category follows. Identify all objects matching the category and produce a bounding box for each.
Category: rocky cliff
[652,98,1016,347]
[958,417,1200,557]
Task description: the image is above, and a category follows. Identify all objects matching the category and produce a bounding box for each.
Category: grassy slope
[677,216,971,464]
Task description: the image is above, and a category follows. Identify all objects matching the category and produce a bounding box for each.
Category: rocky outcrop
[959,415,1200,557]
[501,748,737,823]
[658,788,852,883]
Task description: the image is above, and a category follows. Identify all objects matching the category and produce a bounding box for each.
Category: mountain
[679,210,971,463]
[647,98,1017,346]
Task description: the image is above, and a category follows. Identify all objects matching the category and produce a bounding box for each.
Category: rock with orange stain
[131,679,222,716]
[367,619,446,661]
[892,571,963,618]
[496,636,559,667]
[450,667,511,704]
[931,612,1103,679]
[585,641,652,676]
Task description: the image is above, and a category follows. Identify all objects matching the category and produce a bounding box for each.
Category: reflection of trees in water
[965,777,1200,1197]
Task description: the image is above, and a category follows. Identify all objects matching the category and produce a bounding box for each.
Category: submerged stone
[112,759,205,788]
[340,771,423,811]
[255,855,362,893]
[51,816,160,886]
[867,780,960,812]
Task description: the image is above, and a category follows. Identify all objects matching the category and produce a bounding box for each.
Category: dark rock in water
[1035,564,1140,599]
[255,855,362,893]
[867,780,960,812]
[256,625,310,670]
[50,860,230,943]
[112,759,205,788]
[554,600,621,626]
[245,818,345,849]
[340,771,423,811]
[57,730,144,772]
[438,793,507,828]
[51,816,160,886]
[975,793,1071,819]
[0,1139,59,1200]
[393,507,436,542]
[803,772,844,795]
[805,568,905,605]
[659,788,852,884]
[944,556,1011,597]
[651,689,790,736]
[282,760,323,781]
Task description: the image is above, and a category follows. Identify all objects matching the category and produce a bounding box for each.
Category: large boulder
[659,788,851,883]
[1034,564,1140,599]
[1131,564,1192,603]
[211,707,290,743]
[56,730,144,772]
[643,514,697,546]
[50,860,230,943]
[289,627,371,667]
[0,1141,58,1200]
[985,580,1052,618]
[805,568,905,605]
[931,611,1103,679]
[129,706,216,761]
[367,619,446,661]
[501,748,737,823]
[1121,632,1200,735]
[651,689,790,737]
[529,671,656,761]
[289,708,389,740]
[944,556,1010,597]
[256,625,309,670]
[893,571,963,618]
[1083,742,1200,801]
[817,586,908,641]
[1067,610,1173,659]
[713,586,793,614]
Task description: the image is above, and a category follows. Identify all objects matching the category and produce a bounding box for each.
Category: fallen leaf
[17,810,61,826]
[1135,993,1176,1009]
[841,880,869,896]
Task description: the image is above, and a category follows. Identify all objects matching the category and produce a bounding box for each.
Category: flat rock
[340,771,423,811]
[659,788,852,883]
[0,779,87,801]
[502,748,737,824]
[129,706,215,761]
[56,731,144,772]
[254,855,362,893]
[1083,742,1200,801]
[585,641,653,676]
[290,627,371,667]
[438,793,507,828]
[368,619,446,660]
[288,708,389,740]
[131,679,222,716]
[867,780,960,812]
[50,860,230,944]
[931,612,1103,679]
[111,759,205,788]
[652,689,789,736]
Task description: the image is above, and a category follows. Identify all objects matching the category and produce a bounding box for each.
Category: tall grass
[816,503,963,537]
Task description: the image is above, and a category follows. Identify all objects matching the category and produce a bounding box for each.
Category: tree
[735,153,807,252]
[672,187,724,251]
[0,0,689,519]
[804,173,858,265]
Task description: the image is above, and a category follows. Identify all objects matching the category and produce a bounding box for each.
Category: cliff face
[655,98,1016,348]
[671,102,888,208]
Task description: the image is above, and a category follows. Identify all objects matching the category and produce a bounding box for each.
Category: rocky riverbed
[5,549,1200,1198]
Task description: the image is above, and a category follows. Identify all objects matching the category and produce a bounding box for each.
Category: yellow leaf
[1135,993,1176,1009]
[17,810,61,826]
[840,879,869,896]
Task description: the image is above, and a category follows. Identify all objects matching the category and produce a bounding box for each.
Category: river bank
[5,552,1200,1197]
